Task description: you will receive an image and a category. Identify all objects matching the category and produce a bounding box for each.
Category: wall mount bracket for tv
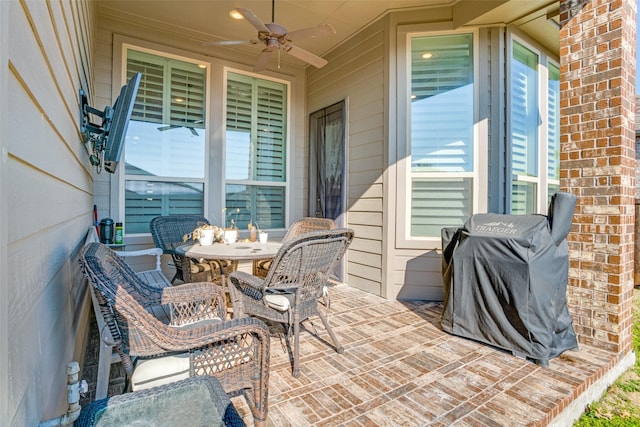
[79,89,114,173]
[78,72,142,174]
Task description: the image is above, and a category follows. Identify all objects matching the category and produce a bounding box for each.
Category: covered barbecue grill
[441,192,578,366]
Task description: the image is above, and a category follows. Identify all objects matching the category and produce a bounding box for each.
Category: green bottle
[115,222,123,244]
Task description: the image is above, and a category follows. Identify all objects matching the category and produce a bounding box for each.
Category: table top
[177,241,282,261]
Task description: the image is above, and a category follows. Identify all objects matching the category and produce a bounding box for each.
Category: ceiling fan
[158,120,203,136]
[203,0,335,72]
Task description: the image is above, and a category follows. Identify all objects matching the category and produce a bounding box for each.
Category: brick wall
[560,0,636,355]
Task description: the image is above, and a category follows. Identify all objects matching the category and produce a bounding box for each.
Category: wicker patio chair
[150,215,225,284]
[80,242,270,427]
[229,228,354,378]
[252,217,337,278]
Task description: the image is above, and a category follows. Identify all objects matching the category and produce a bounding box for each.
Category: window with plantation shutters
[508,40,558,215]
[409,33,475,237]
[225,72,287,230]
[122,49,207,234]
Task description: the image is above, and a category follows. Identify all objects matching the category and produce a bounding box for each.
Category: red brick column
[560,0,636,355]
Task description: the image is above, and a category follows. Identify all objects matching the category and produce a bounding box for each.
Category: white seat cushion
[264,285,329,312]
[264,293,291,312]
[131,353,190,391]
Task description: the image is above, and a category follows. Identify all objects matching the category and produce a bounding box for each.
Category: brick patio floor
[81,283,621,426]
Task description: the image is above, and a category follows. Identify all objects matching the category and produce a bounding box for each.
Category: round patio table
[176,241,282,317]
[177,240,282,263]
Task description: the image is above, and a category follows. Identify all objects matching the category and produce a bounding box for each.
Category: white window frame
[221,67,291,232]
[396,24,485,250]
[507,31,559,215]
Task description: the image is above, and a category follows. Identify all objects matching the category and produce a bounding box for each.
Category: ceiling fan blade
[283,44,328,69]
[286,24,336,42]
[158,125,179,132]
[235,7,269,33]
[203,39,257,46]
[253,49,273,72]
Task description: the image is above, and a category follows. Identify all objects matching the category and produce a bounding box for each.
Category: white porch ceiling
[98,0,559,68]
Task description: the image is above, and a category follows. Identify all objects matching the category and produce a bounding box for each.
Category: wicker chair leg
[248,388,268,427]
[292,319,301,378]
[170,255,184,284]
[317,308,344,354]
[170,271,180,284]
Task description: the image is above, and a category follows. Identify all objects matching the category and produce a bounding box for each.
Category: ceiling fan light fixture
[229,9,244,20]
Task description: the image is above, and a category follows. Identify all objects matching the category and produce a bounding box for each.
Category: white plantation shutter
[411,35,474,172]
[511,42,538,177]
[411,178,473,236]
[225,73,287,230]
[256,85,286,182]
[124,181,204,232]
[169,67,206,130]
[409,34,474,237]
[227,79,252,132]
[547,64,559,180]
[127,59,164,124]
[547,63,560,204]
[510,41,539,214]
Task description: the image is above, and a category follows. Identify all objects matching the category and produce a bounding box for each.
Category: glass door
[309,101,346,224]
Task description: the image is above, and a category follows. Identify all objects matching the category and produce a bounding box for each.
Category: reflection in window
[125,121,204,178]
[410,33,474,237]
[225,131,251,180]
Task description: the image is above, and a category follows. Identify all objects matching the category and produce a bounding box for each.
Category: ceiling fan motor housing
[265,23,287,37]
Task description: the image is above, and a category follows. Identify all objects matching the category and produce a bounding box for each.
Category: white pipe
[40,361,88,427]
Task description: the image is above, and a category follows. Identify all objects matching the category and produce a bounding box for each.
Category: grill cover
[441,192,578,366]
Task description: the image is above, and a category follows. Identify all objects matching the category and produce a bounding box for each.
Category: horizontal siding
[349,249,382,268]
[350,181,383,200]
[394,250,444,301]
[349,211,382,226]
[6,0,96,424]
[308,19,386,298]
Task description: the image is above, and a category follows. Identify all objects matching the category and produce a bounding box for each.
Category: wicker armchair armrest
[228,271,265,296]
[228,271,266,317]
[229,271,301,295]
[160,282,227,325]
[160,315,268,352]
[114,247,163,263]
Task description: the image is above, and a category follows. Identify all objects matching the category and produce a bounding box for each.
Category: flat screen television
[102,72,142,173]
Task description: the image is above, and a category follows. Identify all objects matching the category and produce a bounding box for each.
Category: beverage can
[115,222,123,244]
